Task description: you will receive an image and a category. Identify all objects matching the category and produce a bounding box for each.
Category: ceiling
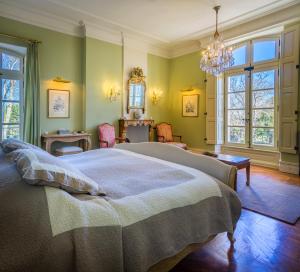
[1,0,299,44]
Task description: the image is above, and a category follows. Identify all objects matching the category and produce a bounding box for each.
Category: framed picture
[48,89,70,118]
[182,94,199,117]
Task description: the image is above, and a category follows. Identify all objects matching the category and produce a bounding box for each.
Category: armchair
[156,122,187,150]
[98,123,127,148]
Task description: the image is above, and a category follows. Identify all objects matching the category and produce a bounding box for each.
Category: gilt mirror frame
[127,67,146,114]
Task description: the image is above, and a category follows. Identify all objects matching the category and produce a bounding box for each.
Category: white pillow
[13,149,105,196]
[0,138,41,153]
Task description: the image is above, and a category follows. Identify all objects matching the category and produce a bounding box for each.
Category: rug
[237,170,300,224]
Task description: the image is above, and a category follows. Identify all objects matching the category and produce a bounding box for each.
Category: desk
[41,133,91,153]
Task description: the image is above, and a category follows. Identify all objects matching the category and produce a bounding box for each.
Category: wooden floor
[171,166,300,272]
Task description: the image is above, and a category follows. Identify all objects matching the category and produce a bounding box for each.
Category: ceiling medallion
[200,6,234,76]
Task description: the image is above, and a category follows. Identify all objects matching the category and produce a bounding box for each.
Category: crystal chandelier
[200,6,234,76]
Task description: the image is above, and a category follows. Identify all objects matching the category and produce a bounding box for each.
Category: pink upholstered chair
[98,123,126,148]
[156,122,187,150]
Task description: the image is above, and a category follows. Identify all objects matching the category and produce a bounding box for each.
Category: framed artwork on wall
[182,94,199,117]
[48,89,70,118]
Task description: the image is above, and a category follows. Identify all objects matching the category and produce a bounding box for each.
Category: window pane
[228,74,246,92]
[228,127,245,144]
[2,102,20,123]
[252,90,274,108]
[2,53,21,71]
[252,70,275,90]
[228,110,245,126]
[2,79,20,100]
[230,45,247,67]
[2,124,20,140]
[252,128,274,146]
[228,92,245,109]
[252,109,274,127]
[253,40,276,63]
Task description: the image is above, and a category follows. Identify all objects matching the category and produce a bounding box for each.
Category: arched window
[0,48,24,140]
[225,37,279,150]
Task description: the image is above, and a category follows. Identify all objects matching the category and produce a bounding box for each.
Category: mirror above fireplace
[127,67,146,113]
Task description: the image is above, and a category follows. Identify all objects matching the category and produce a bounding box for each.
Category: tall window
[0,49,24,141]
[224,38,279,150]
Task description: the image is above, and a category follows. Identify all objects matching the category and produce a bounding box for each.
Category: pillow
[0,138,41,153]
[13,148,105,196]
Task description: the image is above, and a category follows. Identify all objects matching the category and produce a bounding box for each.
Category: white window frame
[224,36,280,151]
[0,48,25,141]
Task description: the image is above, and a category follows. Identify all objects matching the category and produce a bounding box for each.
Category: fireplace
[119,119,154,143]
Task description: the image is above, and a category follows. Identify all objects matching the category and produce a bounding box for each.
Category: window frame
[224,69,250,148]
[227,41,251,71]
[0,47,25,141]
[224,35,280,151]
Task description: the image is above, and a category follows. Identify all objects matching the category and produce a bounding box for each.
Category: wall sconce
[180,86,196,92]
[53,76,71,83]
[107,88,121,102]
[150,89,163,105]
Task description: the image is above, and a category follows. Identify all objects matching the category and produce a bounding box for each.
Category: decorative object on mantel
[199,6,234,76]
[150,89,162,104]
[127,67,146,113]
[182,94,199,117]
[119,119,154,142]
[53,76,71,83]
[107,87,121,102]
[48,89,70,118]
[134,109,142,119]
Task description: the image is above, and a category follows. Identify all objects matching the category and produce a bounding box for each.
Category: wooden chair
[156,122,187,150]
[98,123,127,148]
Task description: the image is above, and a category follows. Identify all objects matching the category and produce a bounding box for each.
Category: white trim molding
[279,161,299,175]
[0,1,300,58]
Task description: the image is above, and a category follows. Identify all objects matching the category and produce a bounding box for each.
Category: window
[0,49,24,141]
[225,38,279,150]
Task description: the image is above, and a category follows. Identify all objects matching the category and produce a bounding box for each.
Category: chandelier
[200,6,234,76]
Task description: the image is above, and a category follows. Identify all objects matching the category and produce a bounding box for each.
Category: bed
[0,142,241,272]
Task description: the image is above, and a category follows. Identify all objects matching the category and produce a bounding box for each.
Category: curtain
[23,42,40,146]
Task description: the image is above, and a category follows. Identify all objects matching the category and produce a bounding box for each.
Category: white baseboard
[250,159,278,169]
[279,161,299,175]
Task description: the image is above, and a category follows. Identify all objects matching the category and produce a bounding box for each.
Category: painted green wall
[168,51,213,150]
[0,16,83,135]
[83,37,123,147]
[147,54,171,123]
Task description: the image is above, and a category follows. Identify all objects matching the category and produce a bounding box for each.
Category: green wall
[147,54,171,123]
[0,16,83,135]
[84,37,123,147]
[168,51,213,150]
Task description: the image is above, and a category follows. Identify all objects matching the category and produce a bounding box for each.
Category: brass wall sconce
[108,88,121,102]
[53,76,71,83]
[150,89,163,105]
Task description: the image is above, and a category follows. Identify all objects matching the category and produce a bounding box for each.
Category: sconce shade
[53,76,71,83]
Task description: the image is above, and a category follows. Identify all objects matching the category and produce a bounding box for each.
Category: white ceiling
[1,0,299,43]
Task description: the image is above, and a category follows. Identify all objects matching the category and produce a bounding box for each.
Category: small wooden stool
[55,146,83,156]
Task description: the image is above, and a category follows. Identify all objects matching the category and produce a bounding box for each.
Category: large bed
[0,142,241,272]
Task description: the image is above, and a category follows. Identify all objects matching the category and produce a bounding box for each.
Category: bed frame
[116,142,237,272]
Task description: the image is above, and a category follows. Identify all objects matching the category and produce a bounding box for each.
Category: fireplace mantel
[119,119,155,142]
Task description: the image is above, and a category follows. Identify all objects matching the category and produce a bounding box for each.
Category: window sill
[221,145,280,168]
[222,145,279,154]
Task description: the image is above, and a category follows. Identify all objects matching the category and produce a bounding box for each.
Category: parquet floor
[171,166,300,272]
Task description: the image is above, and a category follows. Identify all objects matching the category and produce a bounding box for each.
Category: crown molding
[0,1,82,37]
[170,3,300,58]
[0,1,300,59]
